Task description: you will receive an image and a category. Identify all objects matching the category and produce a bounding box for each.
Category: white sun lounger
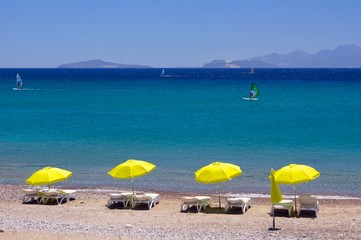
[180,196,212,212]
[297,195,319,217]
[21,189,39,203]
[38,189,77,205]
[271,199,293,217]
[224,197,251,213]
[132,193,160,209]
[59,189,77,202]
[38,190,62,204]
[108,192,133,208]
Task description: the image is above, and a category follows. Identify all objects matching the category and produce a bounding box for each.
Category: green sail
[251,83,259,97]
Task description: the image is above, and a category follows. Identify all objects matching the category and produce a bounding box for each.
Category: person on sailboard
[249,82,258,100]
[249,90,255,99]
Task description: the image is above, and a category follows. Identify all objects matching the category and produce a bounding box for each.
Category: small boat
[249,67,255,74]
[160,69,171,78]
[13,73,23,90]
[243,82,259,101]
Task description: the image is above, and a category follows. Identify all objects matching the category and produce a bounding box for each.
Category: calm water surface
[0,68,360,197]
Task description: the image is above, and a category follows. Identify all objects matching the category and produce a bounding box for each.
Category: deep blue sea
[1,68,361,197]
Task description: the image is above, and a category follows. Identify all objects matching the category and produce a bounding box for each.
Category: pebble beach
[0,184,360,240]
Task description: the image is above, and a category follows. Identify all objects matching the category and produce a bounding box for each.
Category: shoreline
[2,183,360,201]
[1,184,361,239]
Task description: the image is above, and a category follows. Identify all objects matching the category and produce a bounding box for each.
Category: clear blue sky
[1,0,361,68]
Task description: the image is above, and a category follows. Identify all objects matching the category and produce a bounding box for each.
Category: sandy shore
[0,184,360,240]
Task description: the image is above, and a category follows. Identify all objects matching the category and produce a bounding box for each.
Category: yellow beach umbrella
[26,166,72,190]
[270,169,283,230]
[275,164,320,185]
[108,159,156,194]
[195,162,242,208]
[274,164,320,208]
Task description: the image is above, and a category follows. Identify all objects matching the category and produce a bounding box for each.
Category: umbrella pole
[272,204,276,229]
[218,184,221,209]
[269,204,281,231]
[293,185,297,212]
[131,179,134,195]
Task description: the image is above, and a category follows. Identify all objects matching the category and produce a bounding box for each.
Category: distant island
[58,44,361,68]
[58,59,151,68]
[202,44,361,68]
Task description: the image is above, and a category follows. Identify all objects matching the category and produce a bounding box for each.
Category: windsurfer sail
[16,73,23,89]
[160,69,172,78]
[249,83,259,99]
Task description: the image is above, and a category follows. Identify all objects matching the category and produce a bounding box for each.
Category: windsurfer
[249,90,254,99]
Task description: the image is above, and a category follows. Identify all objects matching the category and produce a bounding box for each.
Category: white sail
[160,68,172,77]
[16,73,23,88]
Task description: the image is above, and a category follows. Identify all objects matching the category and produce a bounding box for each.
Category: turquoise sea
[1,68,361,197]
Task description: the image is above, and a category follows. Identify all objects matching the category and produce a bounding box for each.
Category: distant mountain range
[58,59,150,68]
[203,44,361,68]
[58,44,361,68]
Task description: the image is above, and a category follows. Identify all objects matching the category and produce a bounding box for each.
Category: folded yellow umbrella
[270,169,283,204]
[270,168,283,230]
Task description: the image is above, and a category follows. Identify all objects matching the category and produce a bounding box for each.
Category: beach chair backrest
[300,195,318,206]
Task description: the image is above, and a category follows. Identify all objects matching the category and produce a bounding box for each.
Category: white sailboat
[249,67,255,74]
[160,69,171,78]
[13,73,23,90]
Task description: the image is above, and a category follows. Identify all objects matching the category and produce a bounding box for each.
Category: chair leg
[197,204,201,212]
[202,203,208,210]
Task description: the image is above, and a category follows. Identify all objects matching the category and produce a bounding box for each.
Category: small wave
[70,188,134,193]
[48,186,361,200]
[13,88,52,91]
[224,192,361,200]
